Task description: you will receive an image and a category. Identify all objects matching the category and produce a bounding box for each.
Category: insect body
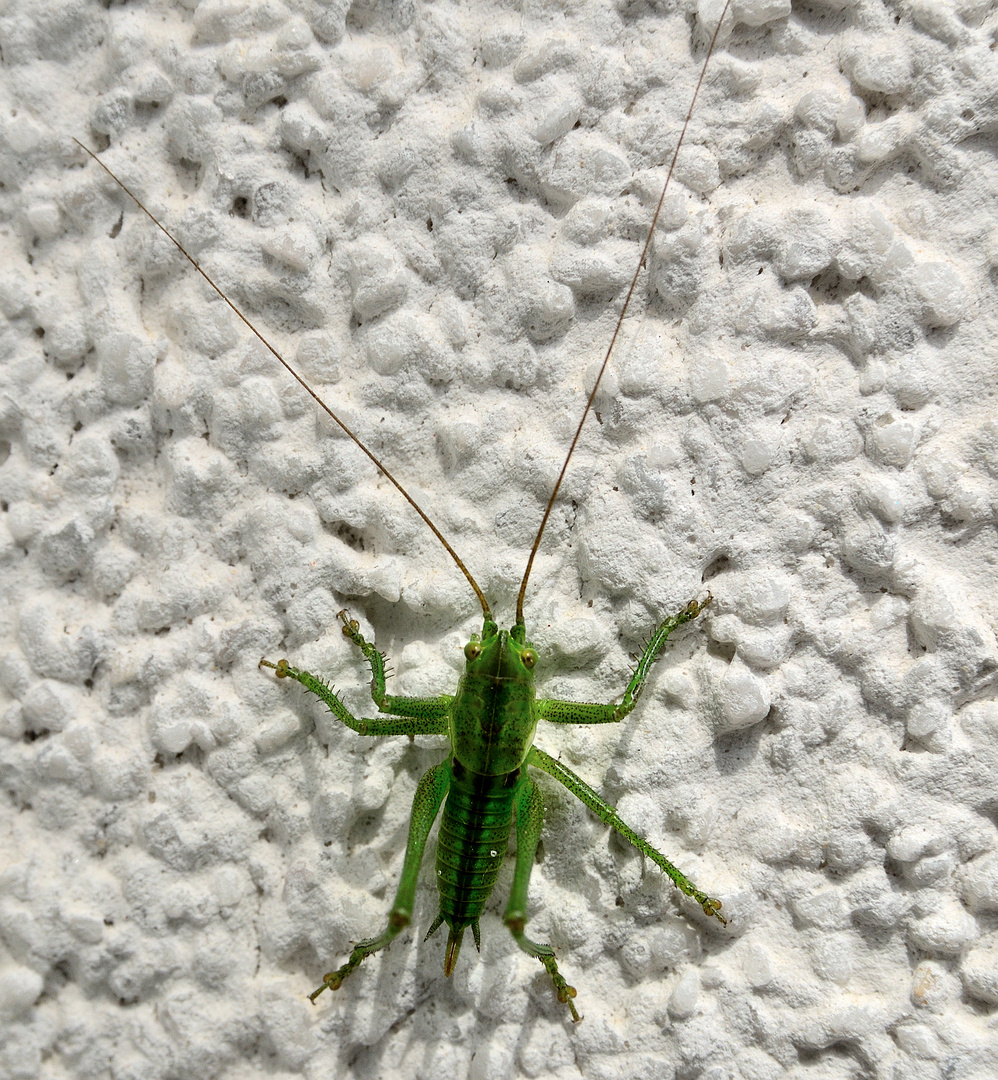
[262,598,721,1020]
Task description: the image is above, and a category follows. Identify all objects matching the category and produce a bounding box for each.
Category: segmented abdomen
[435,760,516,927]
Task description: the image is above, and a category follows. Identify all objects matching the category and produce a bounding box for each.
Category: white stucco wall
[1,1,997,1078]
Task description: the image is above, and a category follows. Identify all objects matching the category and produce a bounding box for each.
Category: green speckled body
[423,621,539,966]
[436,759,518,930]
[449,624,538,774]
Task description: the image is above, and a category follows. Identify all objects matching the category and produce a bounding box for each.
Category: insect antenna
[73,138,493,622]
[514,0,733,629]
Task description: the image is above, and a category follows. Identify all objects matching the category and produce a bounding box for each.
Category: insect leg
[537,596,711,726]
[527,746,725,925]
[258,657,449,736]
[611,596,712,722]
[309,758,452,1002]
[504,774,581,1022]
[336,608,456,721]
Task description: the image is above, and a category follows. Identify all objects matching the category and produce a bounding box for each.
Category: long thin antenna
[515,1,733,627]
[74,138,493,622]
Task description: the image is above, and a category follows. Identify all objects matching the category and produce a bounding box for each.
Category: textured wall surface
[1,1,997,1078]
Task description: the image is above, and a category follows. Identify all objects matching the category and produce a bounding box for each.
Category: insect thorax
[450,624,539,775]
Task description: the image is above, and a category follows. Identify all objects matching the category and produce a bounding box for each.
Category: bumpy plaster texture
[1,1,998,1078]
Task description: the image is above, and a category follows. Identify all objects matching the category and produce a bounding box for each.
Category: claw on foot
[309,969,346,1003]
[553,976,581,1022]
[687,592,713,618]
[259,658,290,678]
[701,895,727,926]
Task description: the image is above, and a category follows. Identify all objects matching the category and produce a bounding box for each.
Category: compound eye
[521,648,537,669]
[464,641,482,662]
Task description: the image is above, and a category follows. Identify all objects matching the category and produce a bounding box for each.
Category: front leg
[259,656,449,736]
[336,609,455,722]
[537,596,711,726]
[260,608,451,736]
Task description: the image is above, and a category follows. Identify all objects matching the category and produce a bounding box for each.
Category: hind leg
[504,774,581,1022]
[309,759,451,1002]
